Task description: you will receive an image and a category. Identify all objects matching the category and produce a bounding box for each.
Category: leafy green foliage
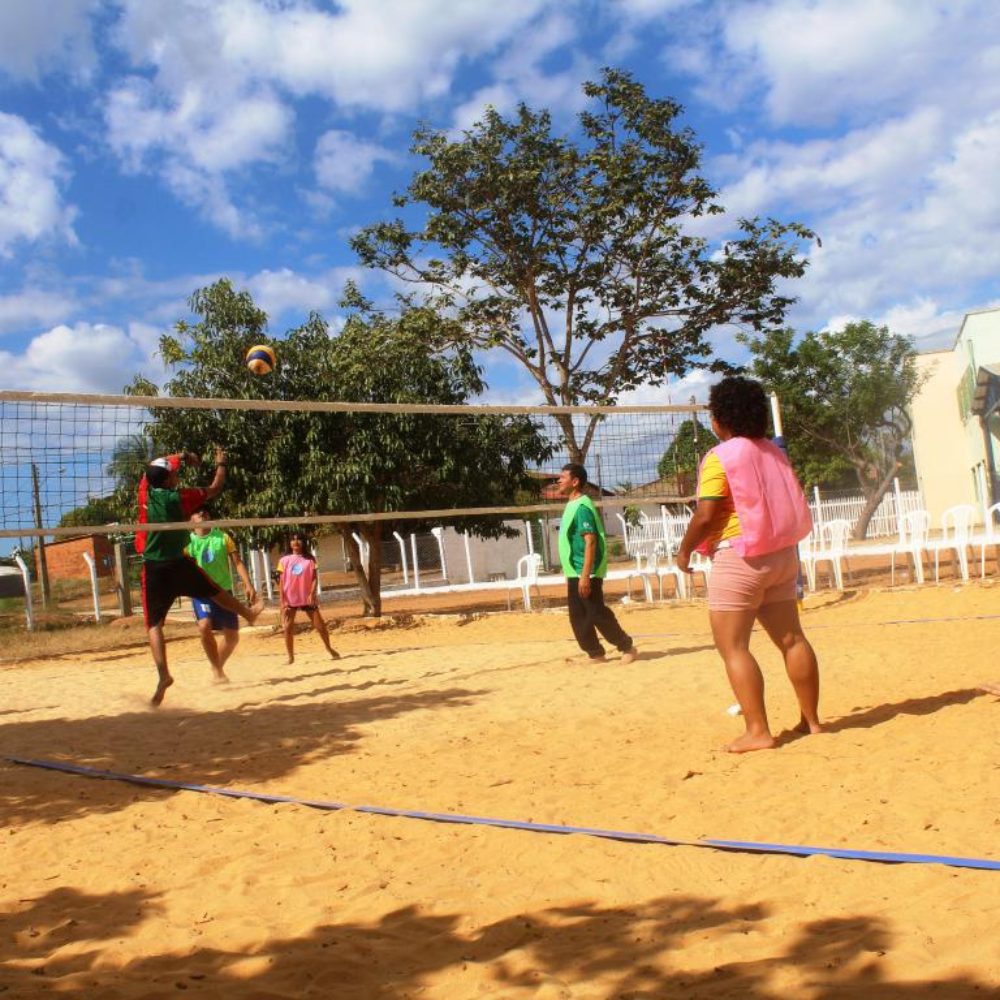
[128,280,552,614]
[58,496,119,529]
[743,321,925,538]
[657,418,718,479]
[353,68,814,460]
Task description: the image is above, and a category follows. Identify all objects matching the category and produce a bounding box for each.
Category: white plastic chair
[506,553,543,610]
[687,550,712,597]
[626,552,656,602]
[650,543,688,600]
[929,504,976,582]
[811,519,851,590]
[976,501,1000,577]
[892,509,930,585]
[798,531,817,593]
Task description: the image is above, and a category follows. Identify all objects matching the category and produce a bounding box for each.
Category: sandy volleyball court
[1,585,998,998]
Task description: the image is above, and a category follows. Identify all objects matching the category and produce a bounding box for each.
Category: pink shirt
[695,437,812,558]
[278,554,316,606]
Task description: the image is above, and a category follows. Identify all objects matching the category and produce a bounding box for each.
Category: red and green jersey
[140,487,208,562]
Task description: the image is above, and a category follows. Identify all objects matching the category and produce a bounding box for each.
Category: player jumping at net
[277,532,339,665]
[557,463,638,665]
[186,506,256,683]
[138,447,264,706]
[676,376,822,752]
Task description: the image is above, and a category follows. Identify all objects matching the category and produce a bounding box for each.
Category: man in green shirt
[186,507,256,683]
[557,463,637,664]
[139,446,263,706]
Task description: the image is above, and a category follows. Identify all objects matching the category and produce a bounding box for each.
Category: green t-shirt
[186,529,236,590]
[558,494,608,578]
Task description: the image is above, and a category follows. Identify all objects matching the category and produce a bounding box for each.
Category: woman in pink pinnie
[677,376,822,753]
[277,532,339,664]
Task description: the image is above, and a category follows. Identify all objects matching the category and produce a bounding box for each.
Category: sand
[1,584,998,998]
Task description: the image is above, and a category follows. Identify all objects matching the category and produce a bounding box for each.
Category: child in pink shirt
[277,533,339,665]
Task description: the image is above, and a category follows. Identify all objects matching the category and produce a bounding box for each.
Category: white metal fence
[619,483,926,556]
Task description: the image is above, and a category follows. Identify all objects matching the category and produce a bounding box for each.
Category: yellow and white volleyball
[246,344,277,375]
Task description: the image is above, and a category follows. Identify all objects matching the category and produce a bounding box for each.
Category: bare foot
[621,647,638,664]
[565,653,607,665]
[246,598,265,625]
[725,731,777,753]
[329,649,341,660]
[151,675,174,707]
[286,656,294,666]
[793,717,824,735]
[979,681,1000,696]
[212,669,230,684]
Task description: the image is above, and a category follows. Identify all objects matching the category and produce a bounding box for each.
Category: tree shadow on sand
[0,684,489,828]
[3,886,993,999]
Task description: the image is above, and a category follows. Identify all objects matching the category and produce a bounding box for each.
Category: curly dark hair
[708,376,770,439]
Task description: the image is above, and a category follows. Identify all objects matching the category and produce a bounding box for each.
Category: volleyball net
[0,390,713,543]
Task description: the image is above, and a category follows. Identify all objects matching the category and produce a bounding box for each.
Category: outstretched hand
[213,445,226,466]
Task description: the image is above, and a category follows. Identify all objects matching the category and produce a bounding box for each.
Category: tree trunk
[341,526,380,616]
[852,462,901,541]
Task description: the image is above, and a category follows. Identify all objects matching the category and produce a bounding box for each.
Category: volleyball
[246,344,277,375]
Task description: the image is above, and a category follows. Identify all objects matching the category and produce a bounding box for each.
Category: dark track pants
[566,576,633,658]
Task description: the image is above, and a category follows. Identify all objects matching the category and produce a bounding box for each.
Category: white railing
[618,507,692,557]
[807,484,924,540]
[619,484,926,555]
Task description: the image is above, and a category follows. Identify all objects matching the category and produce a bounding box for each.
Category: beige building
[910,307,1000,526]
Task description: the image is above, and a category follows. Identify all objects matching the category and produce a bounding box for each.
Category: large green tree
[743,321,925,539]
[657,417,718,480]
[128,280,552,615]
[352,68,814,463]
[59,496,119,529]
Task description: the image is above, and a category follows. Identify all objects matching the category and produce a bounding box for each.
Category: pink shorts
[707,544,799,612]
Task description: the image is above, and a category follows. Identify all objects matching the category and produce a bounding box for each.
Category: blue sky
[1,0,999,405]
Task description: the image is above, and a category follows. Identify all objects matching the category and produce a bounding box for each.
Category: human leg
[309,609,340,659]
[142,562,175,706]
[147,624,173,706]
[756,599,822,734]
[283,607,297,664]
[211,587,264,624]
[586,578,635,658]
[196,616,224,678]
[566,578,605,659]
[217,629,239,672]
[709,608,776,752]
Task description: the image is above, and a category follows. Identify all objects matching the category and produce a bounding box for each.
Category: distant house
[37,534,114,582]
[910,306,1000,524]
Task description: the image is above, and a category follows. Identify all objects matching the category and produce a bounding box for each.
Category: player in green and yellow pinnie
[186,507,256,683]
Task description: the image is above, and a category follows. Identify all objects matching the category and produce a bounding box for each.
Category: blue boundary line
[7,755,999,872]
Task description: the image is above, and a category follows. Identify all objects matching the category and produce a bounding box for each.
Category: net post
[769,392,784,440]
[113,542,133,618]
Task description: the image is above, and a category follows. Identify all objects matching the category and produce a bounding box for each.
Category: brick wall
[37,535,114,581]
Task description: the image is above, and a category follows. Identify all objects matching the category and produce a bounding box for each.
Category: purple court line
[7,756,999,872]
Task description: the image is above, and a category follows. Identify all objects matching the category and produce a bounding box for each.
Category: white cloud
[0,321,169,393]
[0,0,98,82]
[0,113,78,256]
[209,0,554,111]
[314,131,396,194]
[0,288,77,335]
[99,0,578,235]
[246,266,365,319]
[664,0,1000,129]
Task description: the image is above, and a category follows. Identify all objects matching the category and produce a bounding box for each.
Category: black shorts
[286,604,318,614]
[142,557,221,628]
